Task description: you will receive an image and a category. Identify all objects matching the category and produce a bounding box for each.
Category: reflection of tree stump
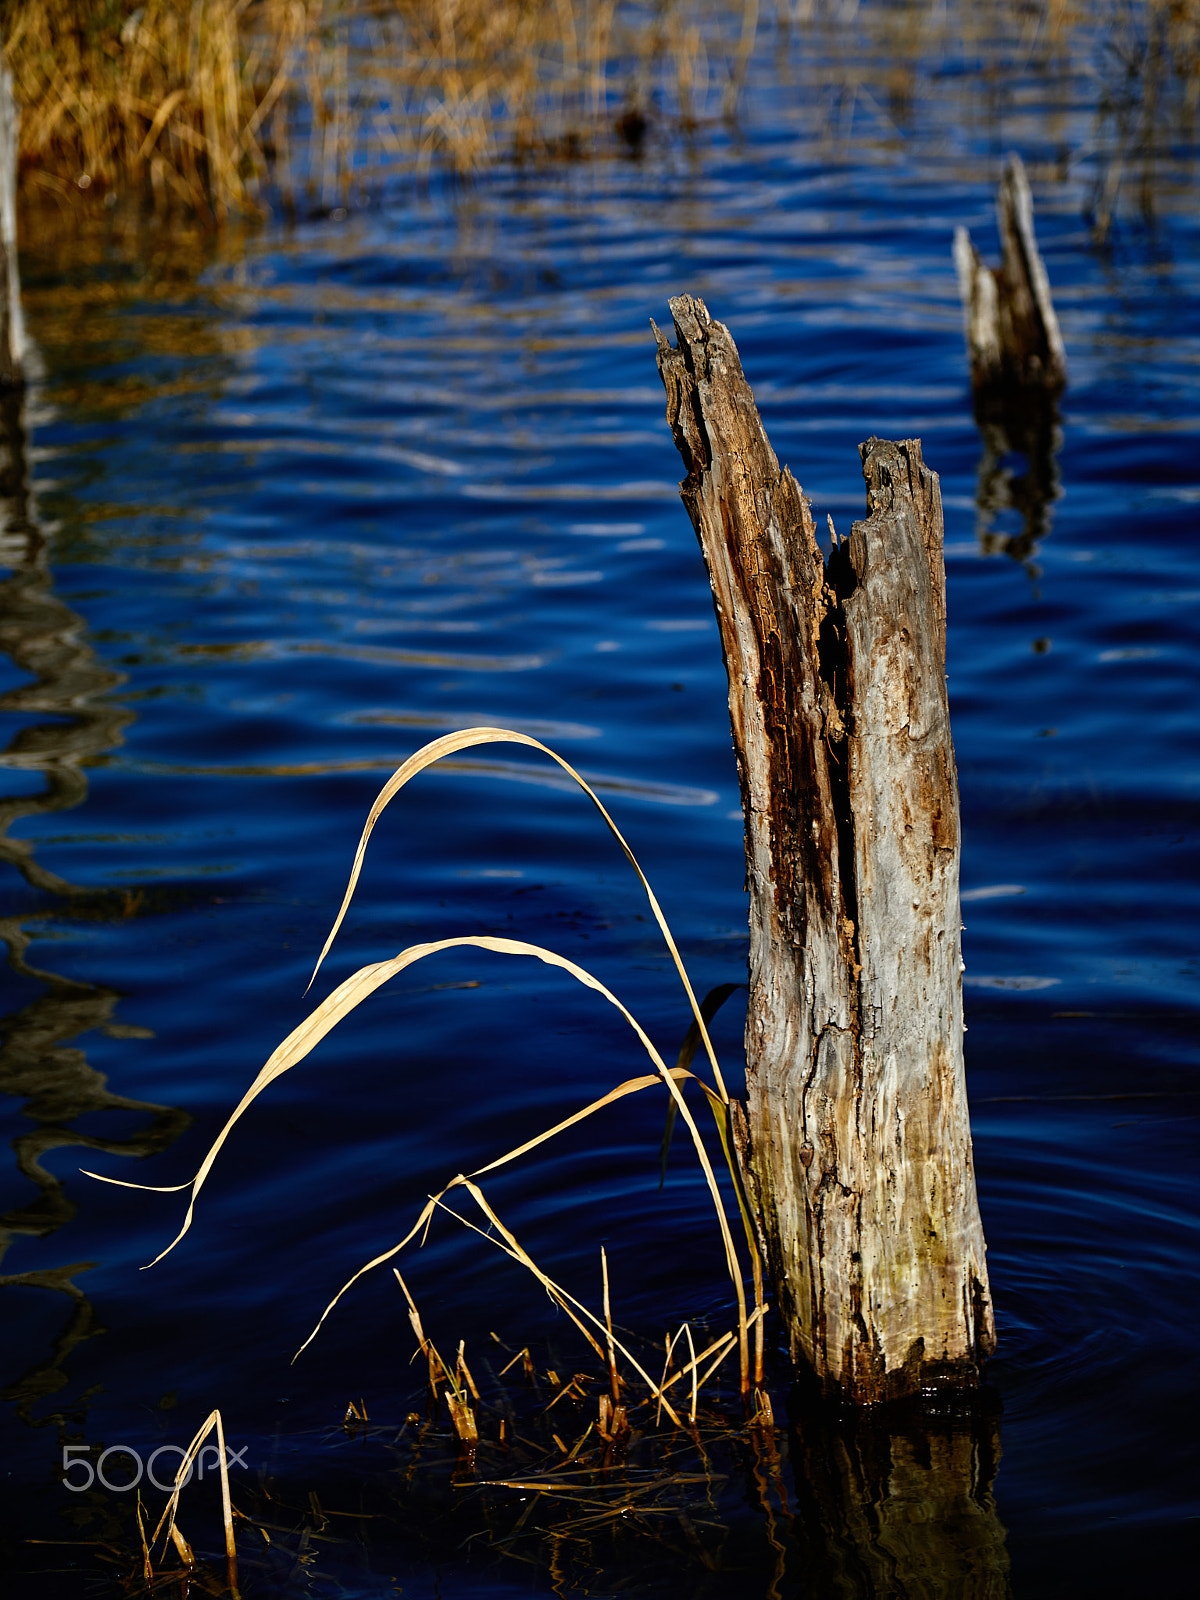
[0,353,189,1440]
[790,1400,1011,1600]
[974,389,1063,571]
[655,296,994,1405]
[954,155,1066,395]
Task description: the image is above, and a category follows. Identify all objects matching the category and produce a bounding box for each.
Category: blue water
[2,17,1198,1597]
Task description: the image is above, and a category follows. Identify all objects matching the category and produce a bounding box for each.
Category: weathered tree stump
[0,65,25,385]
[957,156,1066,573]
[954,153,1066,395]
[653,295,994,1404]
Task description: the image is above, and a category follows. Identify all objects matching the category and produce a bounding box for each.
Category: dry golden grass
[1,0,760,218]
[92,1334,787,1593]
[3,0,319,221]
[150,1406,239,1584]
[4,2,1198,222]
[87,729,770,1415]
[353,0,761,170]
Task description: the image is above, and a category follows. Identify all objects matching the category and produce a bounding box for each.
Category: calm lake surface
[1,11,1197,1597]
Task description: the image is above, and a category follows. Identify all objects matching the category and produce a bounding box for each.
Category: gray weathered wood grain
[654,295,994,1402]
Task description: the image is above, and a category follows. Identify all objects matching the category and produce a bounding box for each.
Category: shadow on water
[0,381,189,1434]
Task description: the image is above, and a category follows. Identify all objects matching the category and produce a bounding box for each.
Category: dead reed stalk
[87,728,768,1422]
[151,1406,239,1589]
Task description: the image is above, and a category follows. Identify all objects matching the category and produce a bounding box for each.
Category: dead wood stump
[954,153,1066,395]
[653,295,994,1404]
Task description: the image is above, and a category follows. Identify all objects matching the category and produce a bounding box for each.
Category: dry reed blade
[150,1405,237,1585]
[394,1269,443,1379]
[659,981,743,1188]
[656,980,764,1389]
[750,1232,765,1388]
[83,933,701,1259]
[136,1495,153,1585]
[395,1271,476,1443]
[93,930,747,1388]
[214,1407,238,1589]
[168,1521,195,1566]
[601,1245,620,1406]
[652,1314,768,1399]
[453,1183,619,1370]
[657,1324,682,1427]
[457,1340,480,1400]
[409,1199,611,1372]
[306,728,728,1101]
[684,1321,698,1425]
[445,1387,479,1445]
[498,1346,531,1379]
[706,1096,757,1395]
[292,1194,442,1360]
[470,1065,695,1177]
[433,1182,690,1429]
[563,1422,593,1462]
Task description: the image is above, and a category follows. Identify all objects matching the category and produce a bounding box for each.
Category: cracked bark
[654,295,994,1403]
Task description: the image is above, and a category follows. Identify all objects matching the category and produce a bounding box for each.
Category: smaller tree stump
[954,154,1066,395]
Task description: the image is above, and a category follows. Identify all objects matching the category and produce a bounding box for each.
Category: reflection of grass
[61,1345,791,1596]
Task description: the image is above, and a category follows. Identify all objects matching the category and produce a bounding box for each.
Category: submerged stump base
[654,296,994,1405]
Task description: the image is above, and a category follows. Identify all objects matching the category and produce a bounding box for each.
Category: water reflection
[973,390,1064,577]
[789,1397,1010,1600]
[0,382,189,1431]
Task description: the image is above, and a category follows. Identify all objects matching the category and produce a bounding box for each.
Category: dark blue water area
[2,56,1199,1599]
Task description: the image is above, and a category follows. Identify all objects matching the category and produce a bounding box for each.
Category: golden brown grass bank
[4,2,1198,223]
[2,0,760,220]
[3,0,317,220]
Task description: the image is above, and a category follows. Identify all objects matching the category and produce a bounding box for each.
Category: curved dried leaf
[89,936,738,1289]
[306,727,727,1101]
[659,982,744,1189]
